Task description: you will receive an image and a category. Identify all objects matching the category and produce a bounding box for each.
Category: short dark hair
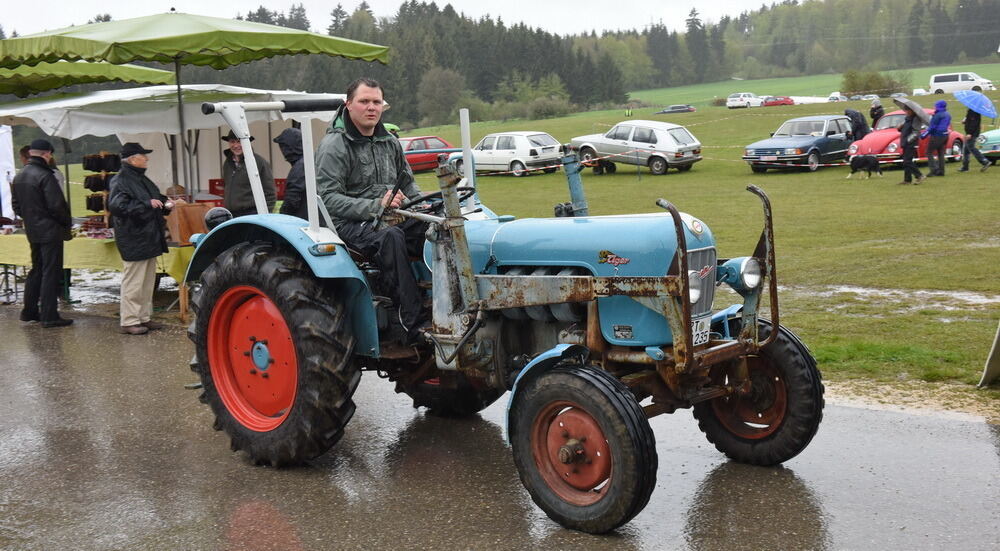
[18,145,30,158]
[346,77,383,101]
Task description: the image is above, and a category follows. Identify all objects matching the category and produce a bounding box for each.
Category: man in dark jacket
[273,127,307,220]
[315,77,427,342]
[897,108,925,185]
[869,99,884,126]
[108,142,177,335]
[11,138,73,327]
[222,130,275,217]
[925,100,951,177]
[958,108,991,173]
[844,108,870,140]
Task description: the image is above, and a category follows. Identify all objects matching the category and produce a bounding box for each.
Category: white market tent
[0,84,345,194]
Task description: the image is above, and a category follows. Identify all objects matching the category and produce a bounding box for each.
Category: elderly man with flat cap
[108,142,181,335]
[221,130,275,217]
[11,138,73,327]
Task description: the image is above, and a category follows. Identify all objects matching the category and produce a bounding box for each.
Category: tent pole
[174,59,189,193]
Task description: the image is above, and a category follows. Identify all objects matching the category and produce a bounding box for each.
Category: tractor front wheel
[693,320,824,466]
[510,365,657,533]
[190,241,359,466]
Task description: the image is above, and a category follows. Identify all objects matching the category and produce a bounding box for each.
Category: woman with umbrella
[897,106,925,185]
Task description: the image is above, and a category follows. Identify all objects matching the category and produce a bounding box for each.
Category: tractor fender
[504,343,590,444]
[184,215,379,356]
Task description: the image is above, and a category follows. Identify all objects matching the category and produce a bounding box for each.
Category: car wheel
[604,161,617,174]
[805,152,820,172]
[677,164,691,172]
[972,86,981,92]
[648,157,668,175]
[949,140,963,161]
[750,165,767,174]
[935,89,944,94]
[454,159,465,177]
[543,167,558,174]
[511,160,528,177]
[579,147,598,167]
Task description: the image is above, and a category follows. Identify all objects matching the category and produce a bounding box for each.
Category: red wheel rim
[207,286,298,432]
[712,357,787,439]
[530,400,612,506]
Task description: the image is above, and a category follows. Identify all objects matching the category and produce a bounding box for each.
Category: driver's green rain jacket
[315,110,419,228]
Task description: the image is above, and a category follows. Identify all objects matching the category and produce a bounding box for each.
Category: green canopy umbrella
[0,60,176,97]
[0,10,390,188]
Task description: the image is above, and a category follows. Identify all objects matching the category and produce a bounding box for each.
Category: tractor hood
[427,212,717,276]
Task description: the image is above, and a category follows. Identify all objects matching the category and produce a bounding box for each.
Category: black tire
[648,156,668,175]
[604,161,617,174]
[805,151,820,172]
[189,241,358,467]
[751,165,768,174]
[579,147,598,167]
[693,320,824,466]
[510,160,528,177]
[677,164,692,172]
[510,365,657,534]
[935,89,944,94]
[401,373,503,417]
[543,167,558,174]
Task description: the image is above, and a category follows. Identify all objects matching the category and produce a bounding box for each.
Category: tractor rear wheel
[510,365,657,533]
[401,373,503,417]
[693,320,824,466]
[189,241,358,466]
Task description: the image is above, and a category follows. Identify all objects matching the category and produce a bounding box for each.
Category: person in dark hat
[108,142,181,335]
[273,127,307,220]
[221,130,275,217]
[11,138,73,327]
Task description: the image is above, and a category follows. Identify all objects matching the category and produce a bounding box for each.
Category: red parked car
[763,96,794,106]
[847,109,964,162]
[398,136,453,172]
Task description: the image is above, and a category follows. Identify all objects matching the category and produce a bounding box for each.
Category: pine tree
[327,4,348,36]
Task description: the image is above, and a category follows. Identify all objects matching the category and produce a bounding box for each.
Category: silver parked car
[570,120,702,175]
[449,131,562,177]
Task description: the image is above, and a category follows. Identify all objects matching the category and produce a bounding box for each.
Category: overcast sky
[2,0,753,37]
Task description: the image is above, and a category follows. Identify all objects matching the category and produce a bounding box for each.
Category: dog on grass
[846,154,883,179]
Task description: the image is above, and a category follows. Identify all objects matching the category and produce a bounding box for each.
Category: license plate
[761,155,777,161]
[692,316,711,346]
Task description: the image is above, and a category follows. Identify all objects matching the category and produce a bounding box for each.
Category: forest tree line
[2,0,998,129]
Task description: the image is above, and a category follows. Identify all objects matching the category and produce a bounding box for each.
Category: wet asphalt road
[1,308,998,551]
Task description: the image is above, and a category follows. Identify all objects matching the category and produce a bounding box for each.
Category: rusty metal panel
[475,275,681,310]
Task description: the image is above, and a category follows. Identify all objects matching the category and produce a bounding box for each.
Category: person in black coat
[896,108,925,185]
[107,142,180,335]
[273,127,307,220]
[844,108,870,140]
[11,139,73,327]
[959,108,991,173]
[869,99,885,126]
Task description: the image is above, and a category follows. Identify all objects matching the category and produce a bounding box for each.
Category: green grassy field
[407,84,999,390]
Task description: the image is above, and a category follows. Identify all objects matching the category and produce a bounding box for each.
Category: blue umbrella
[952,90,997,119]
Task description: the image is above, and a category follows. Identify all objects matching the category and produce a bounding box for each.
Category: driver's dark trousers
[336,218,428,333]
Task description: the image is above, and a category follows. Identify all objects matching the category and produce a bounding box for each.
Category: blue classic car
[976,128,1000,164]
[742,115,854,172]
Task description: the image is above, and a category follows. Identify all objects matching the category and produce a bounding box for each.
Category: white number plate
[692,316,711,346]
[761,155,777,161]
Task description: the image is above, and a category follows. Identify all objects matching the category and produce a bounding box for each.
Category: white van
[928,72,995,94]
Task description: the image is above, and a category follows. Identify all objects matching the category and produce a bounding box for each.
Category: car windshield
[668,127,696,145]
[773,120,825,137]
[527,133,558,147]
[728,93,741,99]
[875,114,905,130]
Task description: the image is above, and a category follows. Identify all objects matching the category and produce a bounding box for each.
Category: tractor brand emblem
[598,250,630,266]
[689,218,704,235]
[693,265,712,280]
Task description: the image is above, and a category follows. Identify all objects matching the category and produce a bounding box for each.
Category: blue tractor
[186,100,824,534]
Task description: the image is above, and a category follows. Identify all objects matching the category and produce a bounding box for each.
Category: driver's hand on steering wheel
[381,189,406,209]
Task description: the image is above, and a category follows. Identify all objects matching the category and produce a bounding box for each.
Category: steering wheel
[397,186,477,214]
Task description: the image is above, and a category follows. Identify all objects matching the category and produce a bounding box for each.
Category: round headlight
[741,258,762,289]
[977,135,987,145]
[887,142,898,153]
[849,144,858,154]
[686,271,703,304]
